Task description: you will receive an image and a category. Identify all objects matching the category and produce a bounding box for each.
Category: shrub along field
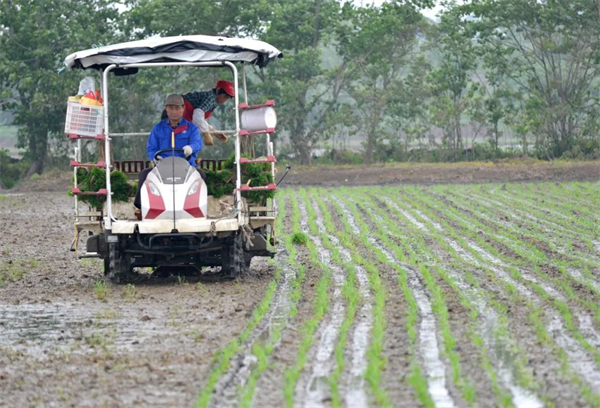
[0,180,598,408]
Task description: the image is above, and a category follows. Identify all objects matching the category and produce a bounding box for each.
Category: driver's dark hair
[217,88,229,96]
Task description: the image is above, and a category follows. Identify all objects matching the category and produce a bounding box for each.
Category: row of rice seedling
[509,183,599,235]
[196,197,293,408]
[349,187,534,407]
[496,184,600,277]
[443,187,600,330]
[281,190,335,407]
[470,186,600,270]
[237,192,308,408]
[396,185,600,406]
[292,193,349,407]
[448,187,600,300]
[297,189,361,407]
[362,187,546,407]
[197,182,598,408]
[423,185,600,328]
[312,193,391,407]
[330,189,468,407]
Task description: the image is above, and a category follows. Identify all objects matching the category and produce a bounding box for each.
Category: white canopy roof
[64,35,283,70]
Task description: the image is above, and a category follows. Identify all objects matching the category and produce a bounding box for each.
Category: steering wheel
[154,148,185,162]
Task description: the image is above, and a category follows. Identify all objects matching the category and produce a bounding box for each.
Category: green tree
[0,0,121,175]
[389,55,434,154]
[254,0,348,164]
[425,4,479,158]
[459,0,600,159]
[123,0,250,39]
[336,2,425,163]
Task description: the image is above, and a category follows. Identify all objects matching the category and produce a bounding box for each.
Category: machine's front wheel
[105,242,132,284]
[221,232,248,279]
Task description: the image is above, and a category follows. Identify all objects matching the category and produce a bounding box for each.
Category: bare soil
[285,160,600,187]
[9,160,600,194]
[0,193,273,407]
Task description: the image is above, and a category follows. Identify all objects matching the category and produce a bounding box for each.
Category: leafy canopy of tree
[0,0,121,175]
[1,0,600,185]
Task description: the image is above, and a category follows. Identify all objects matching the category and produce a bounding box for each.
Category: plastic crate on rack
[64,101,104,137]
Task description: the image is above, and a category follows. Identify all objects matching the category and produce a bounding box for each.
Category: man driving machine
[134,94,204,209]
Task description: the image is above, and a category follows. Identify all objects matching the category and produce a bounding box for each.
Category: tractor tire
[105,242,132,284]
[221,232,248,279]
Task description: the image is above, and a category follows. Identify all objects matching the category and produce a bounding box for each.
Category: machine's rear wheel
[221,232,248,279]
[105,242,133,283]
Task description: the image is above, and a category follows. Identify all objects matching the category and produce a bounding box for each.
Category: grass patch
[94,279,110,301]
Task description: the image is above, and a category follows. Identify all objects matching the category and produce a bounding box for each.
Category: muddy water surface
[0,193,273,407]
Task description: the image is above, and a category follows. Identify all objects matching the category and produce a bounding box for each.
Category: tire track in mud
[208,253,297,408]
[330,196,456,408]
[401,188,600,393]
[372,195,544,408]
[206,195,308,408]
[311,198,372,408]
[294,199,346,408]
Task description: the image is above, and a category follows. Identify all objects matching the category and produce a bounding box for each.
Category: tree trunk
[25,159,44,178]
[298,143,311,165]
[26,128,48,177]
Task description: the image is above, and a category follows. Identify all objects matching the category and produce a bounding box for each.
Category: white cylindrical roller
[241,107,277,132]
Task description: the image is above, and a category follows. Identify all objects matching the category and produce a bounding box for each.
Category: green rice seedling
[301,188,358,408]
[291,232,309,245]
[391,186,600,406]
[282,190,333,407]
[328,190,447,406]
[313,192,392,407]
[419,188,600,351]
[195,281,206,293]
[484,189,598,263]
[234,191,308,405]
[362,187,546,405]
[434,188,600,328]
[201,192,300,408]
[198,262,282,407]
[123,284,139,302]
[94,279,109,301]
[448,187,600,289]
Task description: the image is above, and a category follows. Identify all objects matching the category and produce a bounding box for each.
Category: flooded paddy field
[1,173,599,407]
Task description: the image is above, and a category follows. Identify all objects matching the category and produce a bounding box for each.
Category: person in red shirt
[161,80,234,146]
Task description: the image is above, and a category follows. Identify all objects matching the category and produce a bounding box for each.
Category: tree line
[1,0,599,185]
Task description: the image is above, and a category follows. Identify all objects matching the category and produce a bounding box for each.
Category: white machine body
[140,156,208,221]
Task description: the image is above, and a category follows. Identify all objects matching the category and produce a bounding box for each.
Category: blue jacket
[147,118,202,166]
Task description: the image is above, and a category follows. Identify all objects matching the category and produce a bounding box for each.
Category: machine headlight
[148,181,161,196]
[187,180,200,196]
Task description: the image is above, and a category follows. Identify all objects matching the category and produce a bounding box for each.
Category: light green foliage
[291,232,309,245]
[123,284,139,302]
[335,2,425,164]
[73,168,132,208]
[94,280,110,302]
[0,260,26,286]
[205,154,275,202]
